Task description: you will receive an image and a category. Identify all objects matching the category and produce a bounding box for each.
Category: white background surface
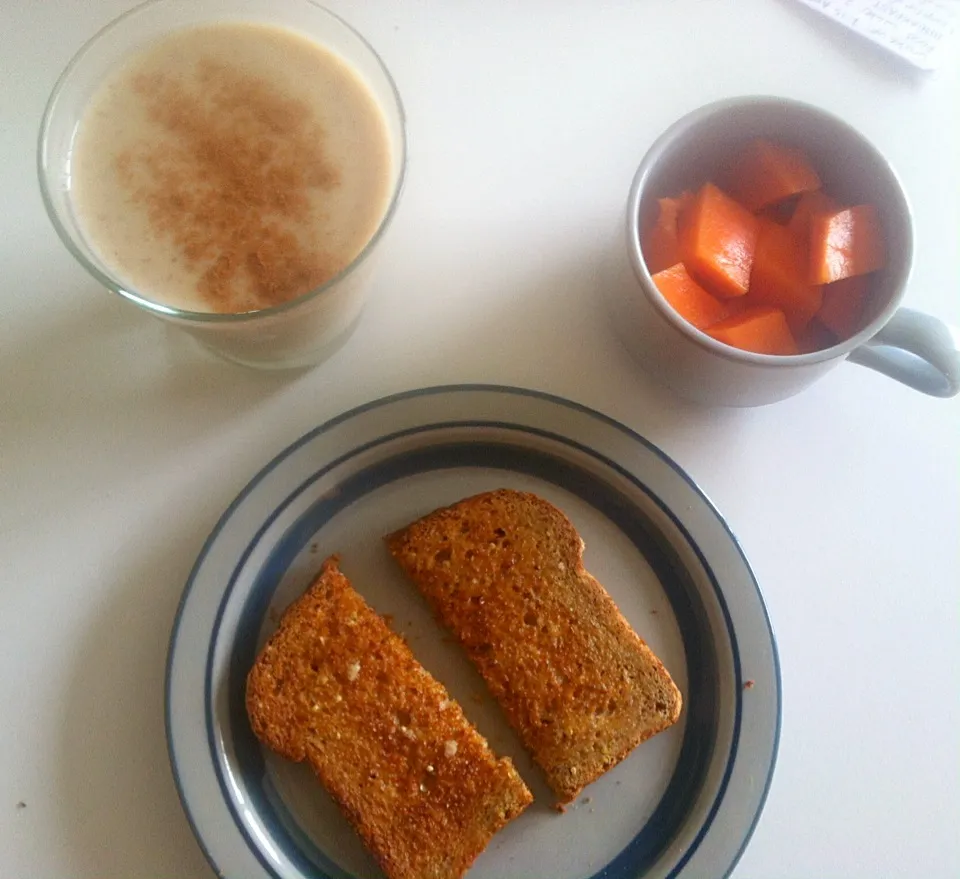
[2,1,958,877]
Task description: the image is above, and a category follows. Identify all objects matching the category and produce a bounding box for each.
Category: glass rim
[37,0,408,324]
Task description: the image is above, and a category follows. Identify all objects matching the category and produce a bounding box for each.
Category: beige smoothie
[71,22,393,314]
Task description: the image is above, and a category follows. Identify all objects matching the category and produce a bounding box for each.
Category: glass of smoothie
[39,0,406,369]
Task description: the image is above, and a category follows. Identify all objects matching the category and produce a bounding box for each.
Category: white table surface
[3,1,959,877]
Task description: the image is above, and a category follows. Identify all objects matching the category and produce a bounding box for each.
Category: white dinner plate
[165,385,780,879]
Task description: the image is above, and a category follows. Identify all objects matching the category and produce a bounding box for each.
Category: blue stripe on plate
[211,429,737,879]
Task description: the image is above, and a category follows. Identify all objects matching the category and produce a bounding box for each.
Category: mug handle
[848,308,960,398]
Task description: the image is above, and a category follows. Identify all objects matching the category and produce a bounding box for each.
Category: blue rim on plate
[165,385,781,879]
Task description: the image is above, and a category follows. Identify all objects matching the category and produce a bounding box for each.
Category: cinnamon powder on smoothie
[72,23,392,315]
[115,60,342,312]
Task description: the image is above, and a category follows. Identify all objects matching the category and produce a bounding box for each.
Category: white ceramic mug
[606,97,960,407]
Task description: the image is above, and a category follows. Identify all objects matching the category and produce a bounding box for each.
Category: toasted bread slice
[386,490,683,805]
[246,556,532,879]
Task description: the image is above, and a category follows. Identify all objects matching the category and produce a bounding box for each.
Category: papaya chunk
[642,192,693,274]
[708,306,799,356]
[817,275,871,338]
[788,190,840,238]
[728,138,822,211]
[652,262,735,331]
[679,182,759,299]
[746,219,823,334]
[809,204,886,284]
[795,318,839,354]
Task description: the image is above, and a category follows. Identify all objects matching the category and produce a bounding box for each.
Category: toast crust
[246,556,532,879]
[386,490,683,804]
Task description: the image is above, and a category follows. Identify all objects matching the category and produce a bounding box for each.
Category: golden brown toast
[246,556,532,879]
[386,490,683,805]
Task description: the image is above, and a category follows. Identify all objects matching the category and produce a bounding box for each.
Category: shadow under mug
[607,96,960,407]
[38,0,406,370]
